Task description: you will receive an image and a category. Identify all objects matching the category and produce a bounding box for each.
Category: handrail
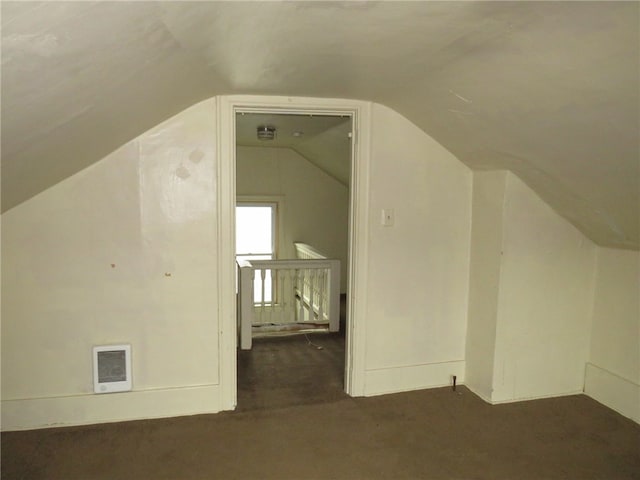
[294,242,329,259]
[239,258,335,269]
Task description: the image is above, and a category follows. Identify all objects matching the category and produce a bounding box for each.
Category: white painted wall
[492,173,597,402]
[585,248,640,422]
[465,171,507,401]
[363,103,472,395]
[3,97,476,429]
[1,99,222,430]
[465,171,598,404]
[5,94,631,430]
[236,146,349,291]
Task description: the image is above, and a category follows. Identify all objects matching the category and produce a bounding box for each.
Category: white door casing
[216,95,372,409]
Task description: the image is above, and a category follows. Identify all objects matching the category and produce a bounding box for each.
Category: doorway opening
[216,95,371,411]
[234,111,351,410]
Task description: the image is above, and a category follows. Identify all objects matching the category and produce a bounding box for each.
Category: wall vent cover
[93,344,132,394]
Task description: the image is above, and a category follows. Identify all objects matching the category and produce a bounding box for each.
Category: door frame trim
[216,95,371,409]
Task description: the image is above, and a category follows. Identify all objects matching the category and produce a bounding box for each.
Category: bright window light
[236,205,273,255]
[236,204,276,302]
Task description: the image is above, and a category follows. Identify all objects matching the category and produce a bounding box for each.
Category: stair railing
[237,258,340,350]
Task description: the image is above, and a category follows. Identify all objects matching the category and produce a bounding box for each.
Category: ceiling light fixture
[257,125,276,141]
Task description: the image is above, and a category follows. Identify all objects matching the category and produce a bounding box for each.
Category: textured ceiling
[2,1,638,249]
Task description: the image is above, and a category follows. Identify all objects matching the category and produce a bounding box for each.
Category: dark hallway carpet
[237,332,347,412]
[2,333,639,479]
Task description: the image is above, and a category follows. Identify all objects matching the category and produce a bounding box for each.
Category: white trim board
[216,95,372,407]
[2,384,221,431]
[364,361,465,397]
[584,362,640,424]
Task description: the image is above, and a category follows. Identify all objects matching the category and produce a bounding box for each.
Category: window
[236,202,277,302]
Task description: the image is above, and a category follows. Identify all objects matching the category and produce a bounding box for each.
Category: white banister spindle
[238,261,255,350]
[259,268,266,324]
[317,268,326,321]
[298,269,306,321]
[307,269,318,322]
[277,269,284,316]
[270,268,277,322]
[282,270,290,322]
[328,259,340,332]
[260,269,266,305]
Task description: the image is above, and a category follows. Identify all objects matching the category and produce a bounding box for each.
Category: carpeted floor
[2,333,639,479]
[237,332,347,411]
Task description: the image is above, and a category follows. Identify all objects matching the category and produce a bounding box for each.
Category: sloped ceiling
[236,113,352,185]
[2,1,638,249]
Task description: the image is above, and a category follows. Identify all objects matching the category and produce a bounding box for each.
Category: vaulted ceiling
[2,1,638,249]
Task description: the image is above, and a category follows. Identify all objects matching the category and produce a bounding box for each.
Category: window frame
[235,195,284,260]
[235,196,285,304]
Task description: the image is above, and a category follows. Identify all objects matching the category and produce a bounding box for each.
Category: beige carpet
[3,386,639,479]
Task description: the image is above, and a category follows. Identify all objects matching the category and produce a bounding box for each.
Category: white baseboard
[463,383,493,403]
[2,384,223,431]
[465,383,585,405]
[584,362,640,424]
[491,389,585,405]
[363,360,465,397]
